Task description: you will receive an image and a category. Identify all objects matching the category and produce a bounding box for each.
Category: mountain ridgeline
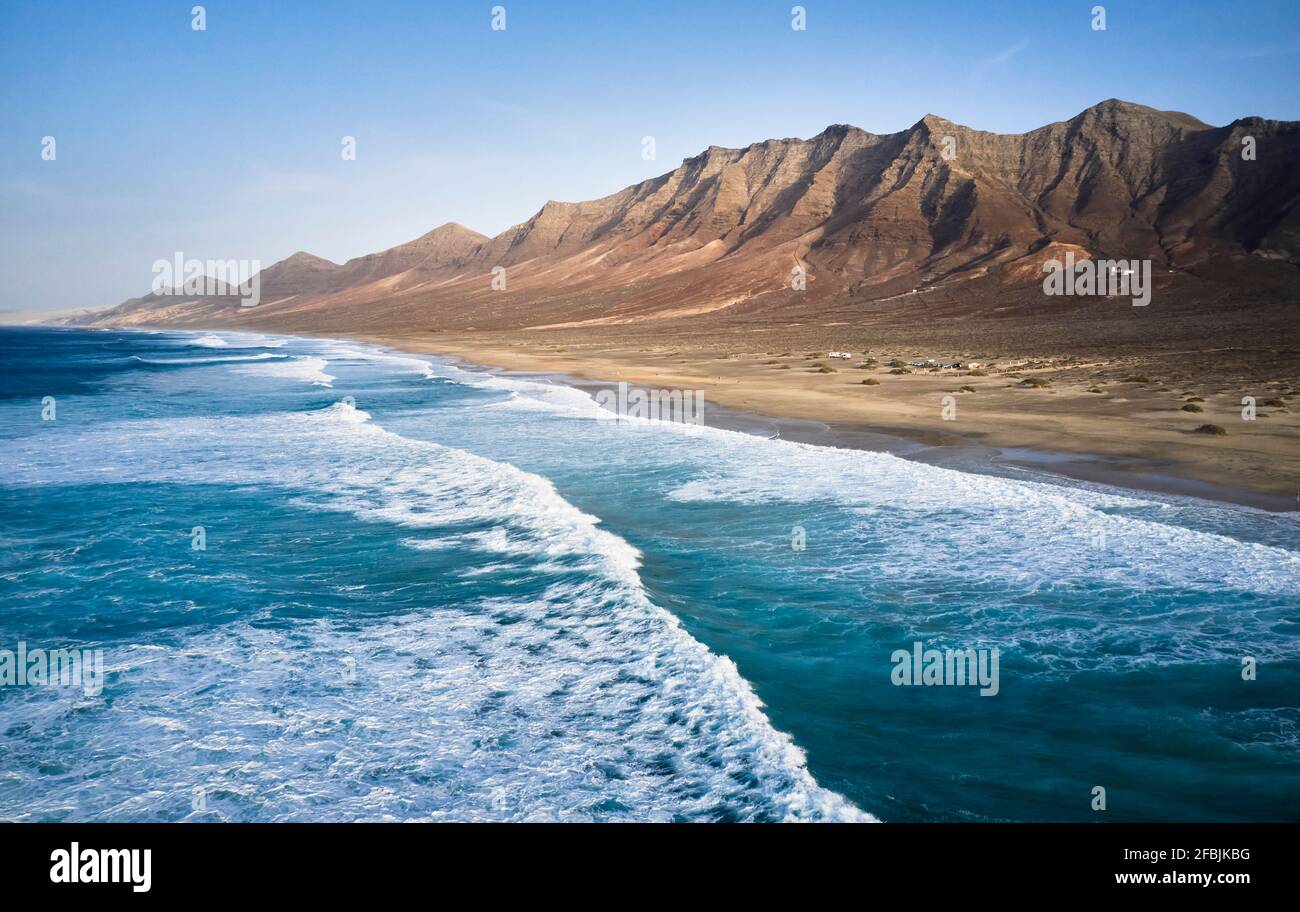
[79,100,1300,332]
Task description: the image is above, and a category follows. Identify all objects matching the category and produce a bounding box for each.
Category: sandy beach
[355,329,1300,512]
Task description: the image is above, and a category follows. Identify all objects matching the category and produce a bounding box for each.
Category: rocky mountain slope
[75,100,1300,333]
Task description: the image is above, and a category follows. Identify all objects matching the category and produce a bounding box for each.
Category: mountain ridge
[74,99,1300,332]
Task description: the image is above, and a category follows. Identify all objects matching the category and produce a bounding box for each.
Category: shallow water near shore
[2,327,1298,821]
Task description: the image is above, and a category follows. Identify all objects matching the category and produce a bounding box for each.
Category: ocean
[1,326,1297,822]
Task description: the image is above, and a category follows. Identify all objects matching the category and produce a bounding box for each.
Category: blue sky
[3,0,1298,312]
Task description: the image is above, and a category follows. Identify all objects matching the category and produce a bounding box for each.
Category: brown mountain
[75,100,1300,333]
[284,222,489,291]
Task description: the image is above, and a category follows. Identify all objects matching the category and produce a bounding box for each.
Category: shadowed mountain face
[77,100,1300,332]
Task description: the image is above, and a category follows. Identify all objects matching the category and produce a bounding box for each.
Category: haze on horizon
[2,0,1299,313]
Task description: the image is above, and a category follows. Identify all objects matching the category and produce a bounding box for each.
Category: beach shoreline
[344,330,1297,514]
[50,321,1294,513]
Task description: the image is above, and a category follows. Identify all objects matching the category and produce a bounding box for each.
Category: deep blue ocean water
[1,326,1297,822]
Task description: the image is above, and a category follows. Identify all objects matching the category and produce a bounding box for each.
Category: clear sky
[3,0,1298,312]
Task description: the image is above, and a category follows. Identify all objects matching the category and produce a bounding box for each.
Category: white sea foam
[421,359,1300,674]
[235,356,335,387]
[132,353,284,365]
[656,441,1300,594]
[444,364,1300,591]
[164,331,289,351]
[12,336,1295,820]
[5,402,868,822]
[322,344,439,379]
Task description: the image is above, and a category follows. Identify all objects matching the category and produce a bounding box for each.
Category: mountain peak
[411,222,489,244]
[912,113,961,134]
[1092,98,1149,112]
[1076,98,1209,129]
[810,123,873,142]
[281,251,337,267]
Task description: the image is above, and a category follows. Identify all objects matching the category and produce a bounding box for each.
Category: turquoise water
[1,327,1297,821]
